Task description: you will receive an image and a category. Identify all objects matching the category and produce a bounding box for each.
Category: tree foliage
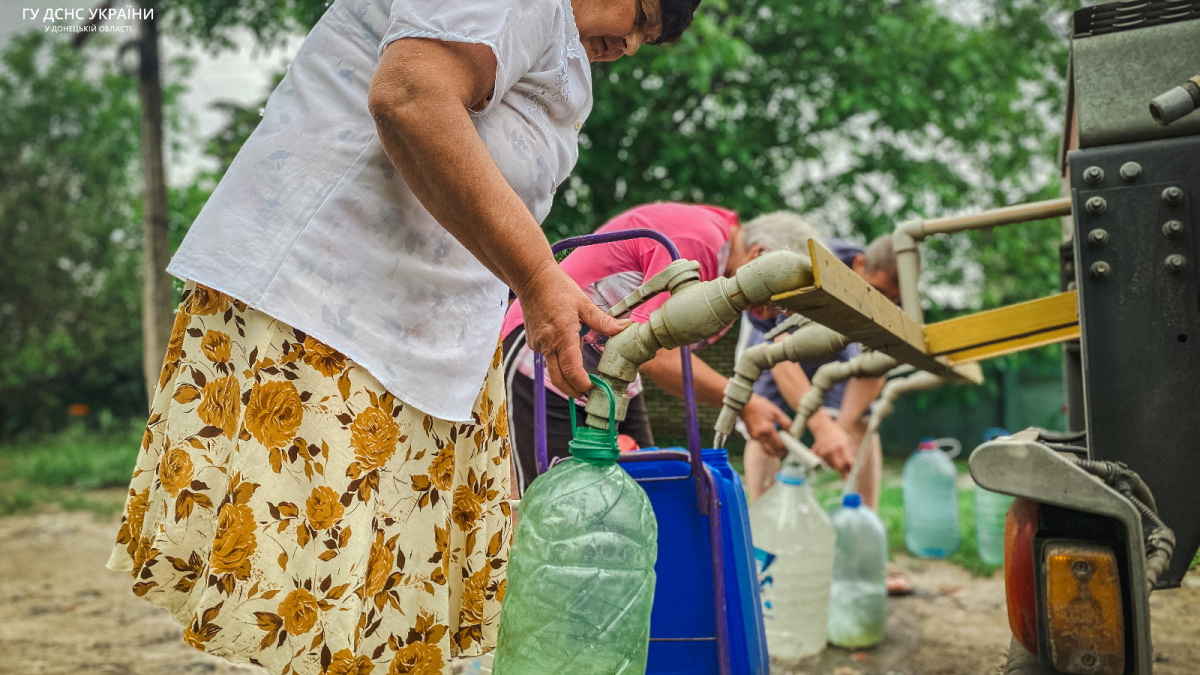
[0,32,146,435]
[152,0,1083,311]
[564,0,1082,312]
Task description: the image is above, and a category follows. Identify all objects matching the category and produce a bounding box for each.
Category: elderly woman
[108,0,700,673]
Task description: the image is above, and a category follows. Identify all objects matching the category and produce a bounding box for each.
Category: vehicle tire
[1002,637,1059,674]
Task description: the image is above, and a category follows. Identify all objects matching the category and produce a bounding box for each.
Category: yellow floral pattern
[109,282,511,675]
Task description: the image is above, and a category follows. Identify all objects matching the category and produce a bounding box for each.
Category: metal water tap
[712,315,851,450]
[787,350,898,440]
[583,250,816,430]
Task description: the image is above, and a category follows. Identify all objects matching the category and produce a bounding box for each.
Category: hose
[1069,457,1175,591]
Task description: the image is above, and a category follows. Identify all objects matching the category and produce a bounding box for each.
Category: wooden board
[923,291,1080,362]
[770,241,983,384]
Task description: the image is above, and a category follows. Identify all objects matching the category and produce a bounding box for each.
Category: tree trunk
[139,12,173,405]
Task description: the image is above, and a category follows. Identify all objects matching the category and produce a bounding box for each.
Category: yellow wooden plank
[924,291,1079,357]
[769,241,982,384]
[944,325,1081,365]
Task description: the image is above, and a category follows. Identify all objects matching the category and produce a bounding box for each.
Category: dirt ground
[0,510,1196,675]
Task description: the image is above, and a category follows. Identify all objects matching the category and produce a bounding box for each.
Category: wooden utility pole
[138,10,174,403]
[73,2,172,403]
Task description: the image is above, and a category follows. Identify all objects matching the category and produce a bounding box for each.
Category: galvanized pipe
[893,197,1074,321]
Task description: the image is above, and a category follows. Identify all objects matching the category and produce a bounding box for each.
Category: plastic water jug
[826,493,888,649]
[748,463,835,660]
[493,378,657,675]
[973,428,1013,565]
[902,437,961,558]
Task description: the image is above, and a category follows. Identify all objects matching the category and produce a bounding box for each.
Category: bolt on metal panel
[1070,134,1200,587]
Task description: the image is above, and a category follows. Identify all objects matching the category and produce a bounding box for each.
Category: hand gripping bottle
[749,462,836,660]
[826,493,888,649]
[493,376,658,675]
[902,437,961,558]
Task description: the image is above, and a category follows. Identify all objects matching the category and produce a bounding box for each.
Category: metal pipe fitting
[842,370,943,495]
[787,350,898,439]
[892,198,1074,322]
[1149,74,1200,127]
[712,317,851,447]
[585,250,816,429]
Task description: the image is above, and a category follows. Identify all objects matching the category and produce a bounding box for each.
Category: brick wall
[639,327,746,454]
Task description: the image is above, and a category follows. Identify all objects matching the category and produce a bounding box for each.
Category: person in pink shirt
[501,202,820,492]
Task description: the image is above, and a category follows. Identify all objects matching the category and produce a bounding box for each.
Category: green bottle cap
[568,375,619,465]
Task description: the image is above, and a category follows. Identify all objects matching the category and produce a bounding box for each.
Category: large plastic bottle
[493,377,657,675]
[973,428,1013,565]
[902,438,961,558]
[826,493,888,649]
[749,463,835,660]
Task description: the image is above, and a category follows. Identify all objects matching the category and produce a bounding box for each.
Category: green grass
[0,423,141,517]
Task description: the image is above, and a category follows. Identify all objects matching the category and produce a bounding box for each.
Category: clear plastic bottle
[493,377,657,675]
[902,438,961,558]
[973,428,1013,565]
[826,493,888,649]
[749,463,835,660]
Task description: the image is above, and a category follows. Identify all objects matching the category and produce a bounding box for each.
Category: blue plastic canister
[620,447,769,675]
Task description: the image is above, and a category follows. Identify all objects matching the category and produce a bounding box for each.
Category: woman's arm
[639,348,791,456]
[368,38,626,398]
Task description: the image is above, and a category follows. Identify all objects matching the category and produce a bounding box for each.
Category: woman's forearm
[368,38,552,295]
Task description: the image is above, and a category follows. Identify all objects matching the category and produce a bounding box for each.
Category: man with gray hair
[740,232,901,511]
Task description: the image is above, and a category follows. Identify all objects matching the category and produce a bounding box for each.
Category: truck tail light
[1005,497,1039,654]
[1043,542,1125,675]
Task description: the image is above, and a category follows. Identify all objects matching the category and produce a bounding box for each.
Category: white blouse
[169,0,593,422]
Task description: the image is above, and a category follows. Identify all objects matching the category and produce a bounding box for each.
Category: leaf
[174,492,195,522]
[197,426,223,438]
[202,602,223,626]
[262,589,281,600]
[277,552,288,570]
[277,502,299,518]
[318,549,337,561]
[338,527,351,548]
[191,368,207,388]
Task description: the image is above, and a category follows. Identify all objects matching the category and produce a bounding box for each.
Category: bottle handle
[934,437,962,459]
[569,374,617,444]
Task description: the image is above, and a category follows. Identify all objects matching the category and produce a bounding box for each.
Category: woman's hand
[517,260,630,399]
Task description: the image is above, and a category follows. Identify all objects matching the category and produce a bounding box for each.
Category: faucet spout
[584,250,815,430]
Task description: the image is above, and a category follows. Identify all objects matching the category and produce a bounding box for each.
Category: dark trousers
[502,328,654,494]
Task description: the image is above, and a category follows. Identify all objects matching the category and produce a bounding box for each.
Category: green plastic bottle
[493,376,658,675]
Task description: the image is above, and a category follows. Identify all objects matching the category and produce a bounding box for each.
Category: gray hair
[863,233,900,282]
[741,211,825,254]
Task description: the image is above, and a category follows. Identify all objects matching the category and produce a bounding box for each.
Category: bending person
[741,234,901,509]
[501,204,819,492]
[109,1,702,674]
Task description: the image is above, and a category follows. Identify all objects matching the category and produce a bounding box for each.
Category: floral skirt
[109,282,512,675]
